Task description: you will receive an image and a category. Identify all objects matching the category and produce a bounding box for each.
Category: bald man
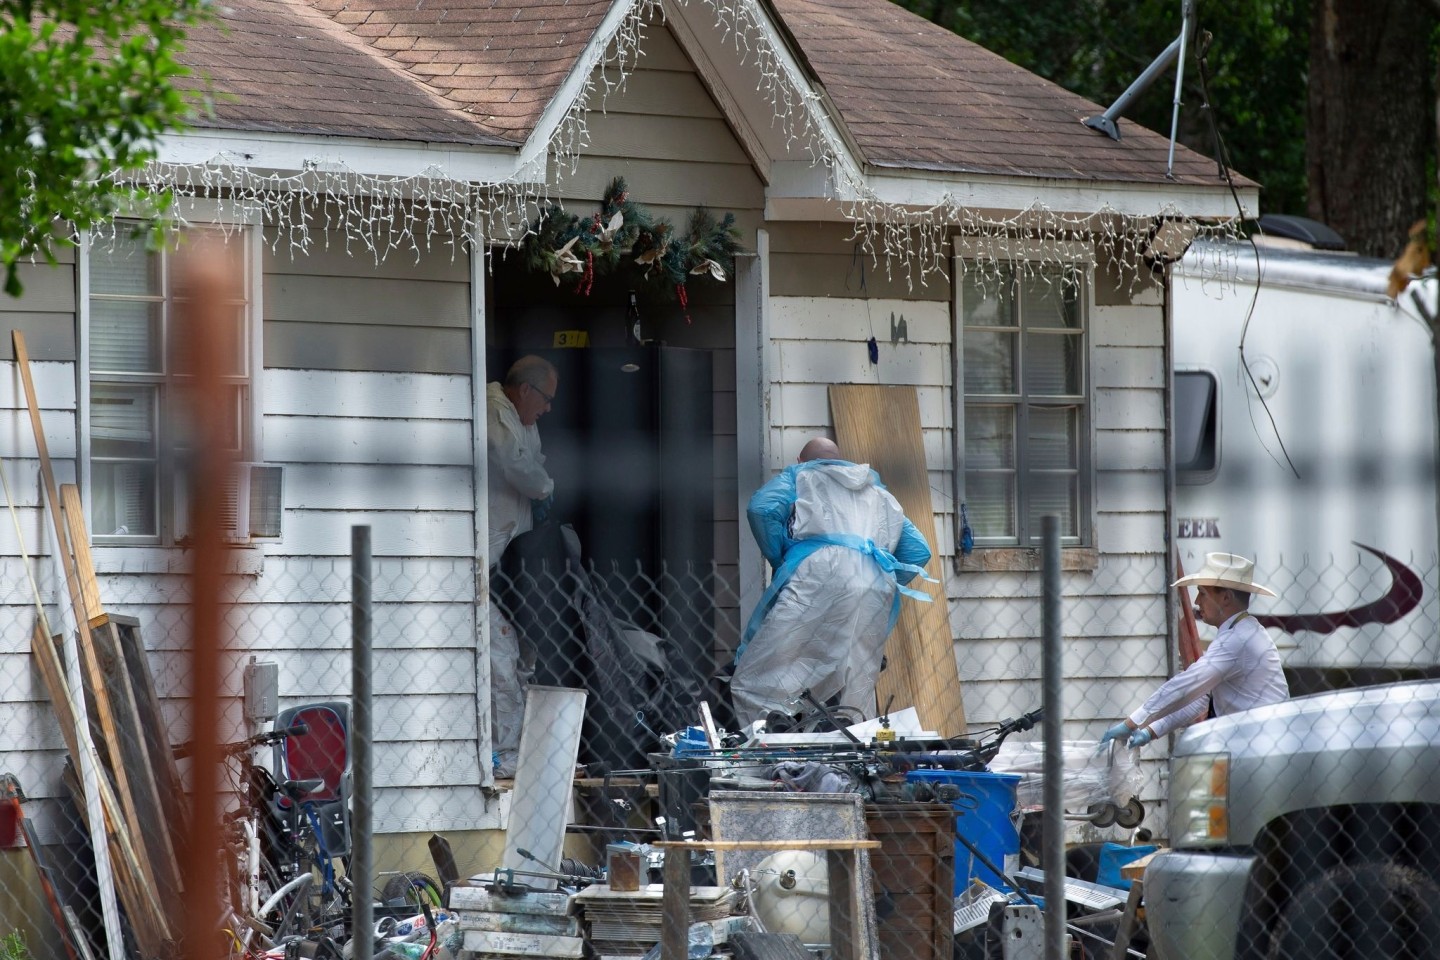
[731,436,933,727]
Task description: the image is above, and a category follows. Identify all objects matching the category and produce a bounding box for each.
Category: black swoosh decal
[1254,543,1424,635]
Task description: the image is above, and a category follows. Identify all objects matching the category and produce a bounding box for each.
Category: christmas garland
[520,177,742,311]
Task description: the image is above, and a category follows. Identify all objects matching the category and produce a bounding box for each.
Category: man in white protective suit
[730,436,934,729]
[486,355,558,776]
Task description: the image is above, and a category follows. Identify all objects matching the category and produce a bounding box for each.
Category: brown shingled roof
[773,0,1245,186]
[300,0,612,145]
[179,0,1246,191]
[181,0,511,146]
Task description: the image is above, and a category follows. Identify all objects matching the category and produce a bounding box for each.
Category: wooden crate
[866,803,956,960]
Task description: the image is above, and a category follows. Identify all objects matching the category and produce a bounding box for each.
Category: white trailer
[1170,240,1440,681]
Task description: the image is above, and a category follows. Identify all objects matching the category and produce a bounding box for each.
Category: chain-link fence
[2,542,1438,960]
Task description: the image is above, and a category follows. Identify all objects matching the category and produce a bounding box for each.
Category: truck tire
[1265,862,1440,960]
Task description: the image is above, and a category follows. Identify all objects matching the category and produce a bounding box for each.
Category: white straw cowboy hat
[1171,552,1276,597]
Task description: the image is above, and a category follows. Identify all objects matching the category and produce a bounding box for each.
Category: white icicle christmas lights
[87,0,1242,284]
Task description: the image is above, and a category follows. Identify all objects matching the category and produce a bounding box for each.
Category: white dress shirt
[1129,610,1290,738]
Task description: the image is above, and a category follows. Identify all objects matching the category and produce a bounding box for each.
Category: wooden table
[654,839,882,960]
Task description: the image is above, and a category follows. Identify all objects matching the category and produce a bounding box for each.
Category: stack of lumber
[450,885,585,959]
[573,884,736,958]
[10,331,187,958]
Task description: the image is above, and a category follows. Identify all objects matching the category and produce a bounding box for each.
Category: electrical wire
[1194,28,1301,480]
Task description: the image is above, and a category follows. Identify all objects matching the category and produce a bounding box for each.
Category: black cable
[1194,25,1301,480]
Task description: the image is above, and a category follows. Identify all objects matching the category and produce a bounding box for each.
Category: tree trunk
[1306,0,1434,257]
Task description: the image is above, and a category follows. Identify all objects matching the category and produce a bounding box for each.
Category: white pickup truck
[1144,680,1440,960]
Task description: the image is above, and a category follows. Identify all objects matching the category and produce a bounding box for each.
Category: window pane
[90,233,159,296]
[91,299,161,373]
[1021,268,1082,329]
[1175,371,1218,472]
[1024,331,1081,395]
[172,384,245,453]
[91,384,156,458]
[1028,473,1079,538]
[963,473,1015,538]
[1027,405,1078,469]
[961,268,1013,327]
[91,461,157,537]
[965,405,1015,468]
[169,301,248,377]
[964,331,1016,394]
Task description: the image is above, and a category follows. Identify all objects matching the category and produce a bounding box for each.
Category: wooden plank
[59,486,103,622]
[13,331,173,951]
[107,617,188,884]
[30,623,171,955]
[830,384,967,735]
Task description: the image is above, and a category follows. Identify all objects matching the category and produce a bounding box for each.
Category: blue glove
[1099,722,1133,748]
[1130,727,1154,748]
[531,494,554,525]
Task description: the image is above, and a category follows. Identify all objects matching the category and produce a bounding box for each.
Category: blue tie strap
[737,532,936,661]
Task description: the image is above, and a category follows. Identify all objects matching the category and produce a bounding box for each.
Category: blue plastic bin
[905,769,1022,893]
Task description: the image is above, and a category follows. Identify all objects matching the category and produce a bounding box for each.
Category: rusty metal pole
[179,250,237,960]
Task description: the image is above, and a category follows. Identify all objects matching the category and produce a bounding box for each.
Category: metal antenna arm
[1083,0,1197,143]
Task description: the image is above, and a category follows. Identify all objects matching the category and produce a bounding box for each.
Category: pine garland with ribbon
[520,178,742,307]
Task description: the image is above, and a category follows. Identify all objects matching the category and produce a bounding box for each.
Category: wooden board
[109,616,189,845]
[14,331,173,953]
[830,384,966,735]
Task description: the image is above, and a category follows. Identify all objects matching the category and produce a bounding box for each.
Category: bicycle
[190,722,314,957]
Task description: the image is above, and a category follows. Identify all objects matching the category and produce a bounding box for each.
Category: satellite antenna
[1083,0,1197,178]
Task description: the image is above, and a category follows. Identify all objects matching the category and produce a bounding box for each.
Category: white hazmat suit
[731,459,932,727]
[486,381,554,775]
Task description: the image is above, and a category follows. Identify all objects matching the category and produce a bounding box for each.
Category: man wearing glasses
[486,355,559,776]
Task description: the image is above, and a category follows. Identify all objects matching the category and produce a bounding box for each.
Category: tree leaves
[1,0,210,296]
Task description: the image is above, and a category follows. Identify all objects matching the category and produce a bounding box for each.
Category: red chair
[272,701,351,858]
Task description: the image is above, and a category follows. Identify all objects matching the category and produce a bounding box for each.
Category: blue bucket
[906,769,1022,893]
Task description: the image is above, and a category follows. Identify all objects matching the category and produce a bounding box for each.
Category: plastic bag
[986,740,1143,810]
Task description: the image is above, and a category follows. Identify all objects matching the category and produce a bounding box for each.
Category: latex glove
[1098,721,1133,749]
[1130,727,1154,748]
[531,494,554,526]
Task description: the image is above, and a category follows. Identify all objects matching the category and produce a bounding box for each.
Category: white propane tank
[749,850,830,945]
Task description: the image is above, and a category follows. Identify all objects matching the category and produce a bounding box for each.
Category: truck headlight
[1171,752,1229,846]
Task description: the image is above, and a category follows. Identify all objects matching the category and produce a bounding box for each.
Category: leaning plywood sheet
[499,686,586,891]
[830,384,966,735]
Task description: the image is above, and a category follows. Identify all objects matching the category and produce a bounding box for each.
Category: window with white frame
[956,260,1092,548]
[84,223,263,544]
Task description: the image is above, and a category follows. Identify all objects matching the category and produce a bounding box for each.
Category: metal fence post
[352,525,374,954]
[1041,515,1067,959]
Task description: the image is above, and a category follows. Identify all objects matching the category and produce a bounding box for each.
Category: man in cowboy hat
[1100,552,1290,747]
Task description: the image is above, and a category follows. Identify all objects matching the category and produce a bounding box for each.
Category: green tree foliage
[1,0,209,297]
[895,0,1311,216]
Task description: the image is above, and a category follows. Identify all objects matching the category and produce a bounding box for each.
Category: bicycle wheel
[380,871,443,910]
[259,872,317,943]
